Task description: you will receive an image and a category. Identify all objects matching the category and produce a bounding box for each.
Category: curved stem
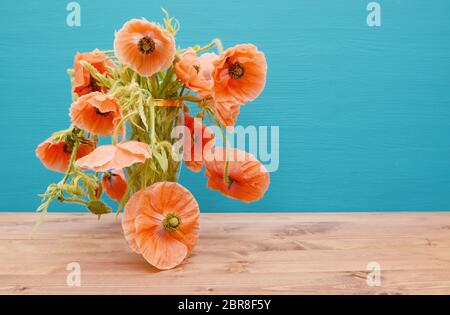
[112,110,137,144]
[159,67,175,98]
[78,60,112,88]
[196,38,224,54]
[180,95,202,103]
[223,159,232,186]
[62,139,80,185]
[179,84,186,97]
[60,197,88,206]
[149,100,156,147]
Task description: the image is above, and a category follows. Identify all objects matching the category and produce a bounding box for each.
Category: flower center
[137,36,156,55]
[228,62,245,80]
[193,64,200,74]
[63,137,75,153]
[63,143,73,154]
[89,79,101,92]
[95,107,111,117]
[162,212,182,231]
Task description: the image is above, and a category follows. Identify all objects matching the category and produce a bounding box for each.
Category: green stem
[112,110,137,144]
[116,167,141,217]
[151,75,160,96]
[79,60,112,88]
[196,38,224,54]
[60,197,88,206]
[62,140,80,185]
[116,187,130,218]
[149,100,156,147]
[181,95,203,103]
[159,67,175,97]
[179,84,186,97]
[224,159,232,186]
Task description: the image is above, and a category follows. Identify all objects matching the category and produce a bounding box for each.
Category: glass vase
[124,100,184,200]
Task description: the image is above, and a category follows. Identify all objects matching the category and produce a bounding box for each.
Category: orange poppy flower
[183,114,215,172]
[207,98,241,127]
[212,44,267,104]
[122,182,200,270]
[175,48,217,97]
[70,92,122,136]
[36,138,94,173]
[75,141,151,172]
[204,148,270,203]
[73,49,115,96]
[114,19,176,77]
[102,170,128,202]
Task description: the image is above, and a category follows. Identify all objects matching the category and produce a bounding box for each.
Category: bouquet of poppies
[36,11,270,270]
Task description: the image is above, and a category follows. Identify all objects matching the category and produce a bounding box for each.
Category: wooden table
[0,212,449,295]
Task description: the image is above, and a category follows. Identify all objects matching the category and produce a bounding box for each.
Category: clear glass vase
[124,100,184,198]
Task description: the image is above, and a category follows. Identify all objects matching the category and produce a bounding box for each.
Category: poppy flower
[102,170,128,202]
[75,141,151,172]
[122,182,200,270]
[204,148,270,203]
[212,44,267,104]
[206,98,241,127]
[73,49,115,96]
[175,48,217,97]
[70,92,122,136]
[114,19,176,77]
[36,138,94,173]
[183,114,215,172]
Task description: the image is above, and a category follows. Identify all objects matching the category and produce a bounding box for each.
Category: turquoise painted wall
[1,0,449,212]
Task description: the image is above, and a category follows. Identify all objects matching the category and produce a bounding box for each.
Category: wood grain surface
[0,212,449,295]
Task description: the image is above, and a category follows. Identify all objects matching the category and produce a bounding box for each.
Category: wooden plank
[0,212,449,295]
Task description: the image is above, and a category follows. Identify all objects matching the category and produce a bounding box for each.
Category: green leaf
[87,201,112,216]
[148,160,160,174]
[78,60,112,88]
[137,99,149,131]
[153,148,168,173]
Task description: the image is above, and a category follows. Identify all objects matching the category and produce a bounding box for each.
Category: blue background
[1,0,449,212]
